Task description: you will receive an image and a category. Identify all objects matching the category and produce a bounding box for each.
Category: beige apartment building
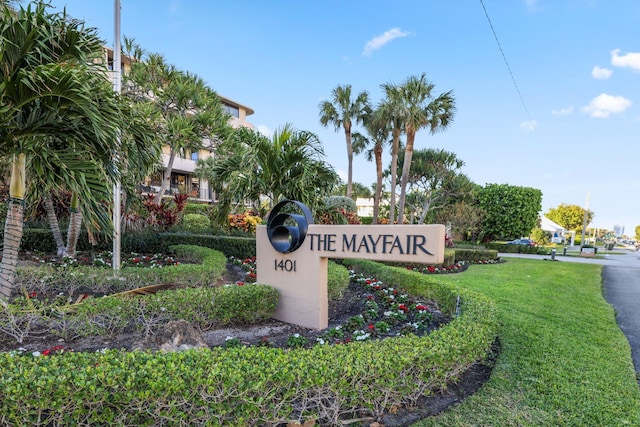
[104,48,255,203]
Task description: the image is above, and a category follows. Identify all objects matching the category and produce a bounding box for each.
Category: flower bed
[0,254,498,425]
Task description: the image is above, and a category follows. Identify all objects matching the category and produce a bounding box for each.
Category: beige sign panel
[257,224,445,330]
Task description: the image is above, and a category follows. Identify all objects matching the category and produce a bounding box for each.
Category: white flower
[293,333,300,338]
[225,336,235,341]
[316,338,326,345]
[354,332,370,341]
[32,351,41,357]
[383,311,393,317]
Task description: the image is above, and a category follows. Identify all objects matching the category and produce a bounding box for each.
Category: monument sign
[256,201,445,329]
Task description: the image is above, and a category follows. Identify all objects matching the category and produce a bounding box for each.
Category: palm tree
[376,83,406,224]
[195,124,339,226]
[318,84,371,198]
[0,2,126,299]
[124,54,231,204]
[395,74,455,223]
[352,109,393,224]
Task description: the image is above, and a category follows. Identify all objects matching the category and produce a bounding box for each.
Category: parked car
[507,238,536,246]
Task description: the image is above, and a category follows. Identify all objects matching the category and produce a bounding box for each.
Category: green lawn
[416,258,640,426]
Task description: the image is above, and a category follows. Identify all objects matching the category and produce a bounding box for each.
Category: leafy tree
[635,225,640,242]
[395,148,470,224]
[394,74,456,224]
[124,51,231,204]
[0,2,129,298]
[545,203,593,231]
[478,184,542,242]
[195,124,339,226]
[530,227,550,245]
[318,84,371,198]
[433,199,485,243]
[331,182,372,200]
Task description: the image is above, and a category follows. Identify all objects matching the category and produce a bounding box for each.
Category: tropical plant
[195,125,339,226]
[394,74,456,224]
[395,148,471,224]
[123,50,232,204]
[0,2,129,299]
[352,107,394,224]
[318,84,371,198]
[376,83,406,224]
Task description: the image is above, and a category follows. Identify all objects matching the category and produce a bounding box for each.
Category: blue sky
[47,0,640,233]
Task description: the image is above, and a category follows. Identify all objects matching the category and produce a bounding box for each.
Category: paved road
[501,249,640,375]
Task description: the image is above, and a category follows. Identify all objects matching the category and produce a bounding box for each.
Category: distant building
[540,216,575,245]
[613,225,625,237]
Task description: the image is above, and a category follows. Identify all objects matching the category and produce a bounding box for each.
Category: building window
[191,151,199,161]
[222,104,239,118]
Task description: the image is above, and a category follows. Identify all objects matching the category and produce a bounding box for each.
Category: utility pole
[112,0,122,271]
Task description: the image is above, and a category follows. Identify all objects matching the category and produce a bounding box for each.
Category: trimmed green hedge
[12,229,257,260]
[454,248,499,262]
[0,258,498,425]
[486,243,549,254]
[327,260,350,300]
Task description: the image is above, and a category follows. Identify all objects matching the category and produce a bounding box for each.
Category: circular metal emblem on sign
[267,200,314,253]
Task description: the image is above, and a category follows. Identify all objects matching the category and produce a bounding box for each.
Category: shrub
[180,213,211,232]
[324,196,357,212]
[0,259,498,425]
[183,203,210,216]
[327,260,350,300]
[454,248,499,263]
[211,284,278,326]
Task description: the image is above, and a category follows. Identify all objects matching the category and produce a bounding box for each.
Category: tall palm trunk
[388,128,401,224]
[372,145,383,224]
[65,192,82,258]
[0,154,26,300]
[344,128,353,198]
[44,196,67,257]
[155,150,177,203]
[397,129,416,224]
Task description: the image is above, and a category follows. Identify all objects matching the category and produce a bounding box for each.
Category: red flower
[415,304,428,311]
[132,258,140,263]
[398,304,408,312]
[427,266,436,273]
[366,295,374,301]
[368,324,375,330]
[27,292,37,299]
[236,281,244,286]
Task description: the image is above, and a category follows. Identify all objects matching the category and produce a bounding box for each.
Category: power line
[479,0,533,122]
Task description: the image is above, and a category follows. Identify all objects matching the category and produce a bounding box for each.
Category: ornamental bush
[0,256,498,425]
[180,213,211,232]
[327,260,350,300]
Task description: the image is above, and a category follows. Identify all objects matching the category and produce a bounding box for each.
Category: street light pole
[112,0,122,271]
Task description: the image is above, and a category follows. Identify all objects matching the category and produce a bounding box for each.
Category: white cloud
[362,28,411,57]
[552,106,574,116]
[581,93,632,118]
[591,66,612,79]
[610,49,640,72]
[256,125,272,137]
[520,120,537,131]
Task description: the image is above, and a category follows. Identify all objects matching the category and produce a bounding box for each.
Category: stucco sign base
[257,224,445,330]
